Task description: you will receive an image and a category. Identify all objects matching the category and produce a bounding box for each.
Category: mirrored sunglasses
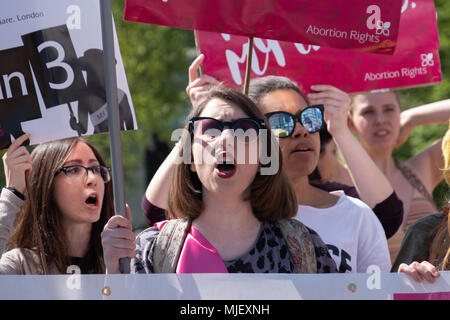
[265,104,324,138]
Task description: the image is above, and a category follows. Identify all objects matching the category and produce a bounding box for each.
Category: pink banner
[125,0,402,54]
[196,0,441,94]
[394,291,450,300]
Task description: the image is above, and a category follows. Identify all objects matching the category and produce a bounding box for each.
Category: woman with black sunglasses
[141,55,393,273]
[103,86,337,274]
[0,135,115,274]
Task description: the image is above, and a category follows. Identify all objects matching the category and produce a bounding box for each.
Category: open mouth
[374,130,390,137]
[85,194,98,207]
[215,163,236,179]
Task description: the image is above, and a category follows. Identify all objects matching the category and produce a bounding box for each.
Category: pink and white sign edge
[124,0,403,54]
[196,0,441,94]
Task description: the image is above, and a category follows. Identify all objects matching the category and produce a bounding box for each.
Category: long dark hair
[8,138,114,274]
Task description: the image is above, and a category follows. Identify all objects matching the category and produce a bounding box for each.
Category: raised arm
[144,143,180,212]
[399,99,450,193]
[143,55,219,223]
[307,85,394,208]
[0,134,31,254]
[396,99,450,147]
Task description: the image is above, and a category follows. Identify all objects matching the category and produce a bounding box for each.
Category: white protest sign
[0,0,136,149]
[0,272,449,300]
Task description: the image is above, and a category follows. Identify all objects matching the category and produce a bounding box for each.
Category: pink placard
[125,0,402,54]
[196,0,441,94]
[394,291,450,300]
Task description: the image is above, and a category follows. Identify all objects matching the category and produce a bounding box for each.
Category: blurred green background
[0,0,448,231]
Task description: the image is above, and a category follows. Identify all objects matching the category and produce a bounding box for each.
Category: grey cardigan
[0,188,59,274]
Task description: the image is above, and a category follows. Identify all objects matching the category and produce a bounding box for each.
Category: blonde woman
[397,124,450,282]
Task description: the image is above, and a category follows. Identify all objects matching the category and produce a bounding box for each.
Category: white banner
[0,0,136,149]
[0,272,449,300]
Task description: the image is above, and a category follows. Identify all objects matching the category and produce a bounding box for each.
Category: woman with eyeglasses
[102,86,337,274]
[0,134,114,274]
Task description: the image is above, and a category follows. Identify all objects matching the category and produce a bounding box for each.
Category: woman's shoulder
[407,212,444,234]
[269,219,322,250]
[329,191,372,212]
[135,226,160,245]
[2,247,38,261]
[312,181,360,199]
[275,220,338,273]
[329,192,385,227]
[398,144,442,192]
[133,219,191,274]
[0,248,41,274]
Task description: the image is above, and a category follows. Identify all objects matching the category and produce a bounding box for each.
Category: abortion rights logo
[421,53,434,67]
[375,21,391,36]
[366,5,391,36]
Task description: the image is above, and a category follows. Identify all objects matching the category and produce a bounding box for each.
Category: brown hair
[8,137,114,273]
[428,125,450,270]
[167,86,298,222]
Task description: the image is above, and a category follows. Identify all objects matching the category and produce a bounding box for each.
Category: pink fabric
[176,225,228,273]
[156,220,228,273]
[154,220,167,230]
[196,0,441,94]
[394,292,450,300]
[124,0,402,54]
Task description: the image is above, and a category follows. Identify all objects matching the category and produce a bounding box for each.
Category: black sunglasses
[265,104,324,138]
[189,117,266,142]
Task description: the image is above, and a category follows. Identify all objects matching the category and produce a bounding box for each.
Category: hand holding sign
[186,54,219,107]
[398,261,440,283]
[307,85,351,137]
[101,204,136,274]
[2,133,32,194]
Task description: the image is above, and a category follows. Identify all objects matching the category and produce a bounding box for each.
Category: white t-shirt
[296,190,391,273]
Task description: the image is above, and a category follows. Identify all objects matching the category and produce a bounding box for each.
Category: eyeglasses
[265,105,324,138]
[55,165,111,183]
[189,117,266,142]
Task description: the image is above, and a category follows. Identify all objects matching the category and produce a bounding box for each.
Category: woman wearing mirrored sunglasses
[247,75,392,273]
[104,86,337,274]
[0,135,115,274]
